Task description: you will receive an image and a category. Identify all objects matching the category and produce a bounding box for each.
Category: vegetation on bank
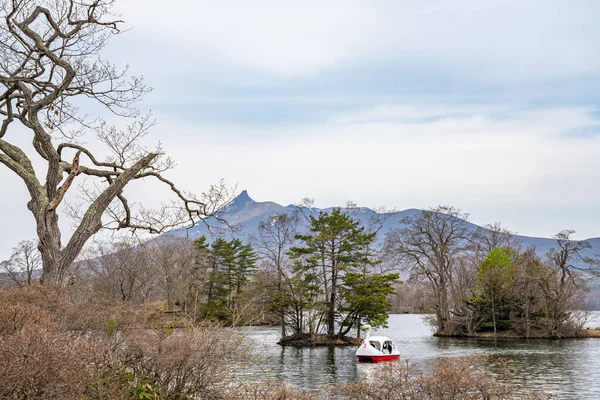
[384,208,600,339]
[0,286,246,399]
[3,207,599,343]
[585,328,600,338]
[0,286,550,400]
[275,208,399,345]
[277,332,361,347]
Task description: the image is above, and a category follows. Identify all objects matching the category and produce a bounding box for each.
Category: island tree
[472,247,518,335]
[255,212,299,337]
[338,271,398,337]
[384,206,471,334]
[290,208,385,338]
[542,230,597,336]
[0,0,231,283]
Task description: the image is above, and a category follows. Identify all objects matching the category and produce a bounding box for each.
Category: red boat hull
[357,354,400,363]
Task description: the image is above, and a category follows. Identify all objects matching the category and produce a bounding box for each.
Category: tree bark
[39,153,157,283]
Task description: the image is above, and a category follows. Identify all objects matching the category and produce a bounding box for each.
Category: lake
[238,313,600,399]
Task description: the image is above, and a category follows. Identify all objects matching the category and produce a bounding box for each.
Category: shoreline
[433,329,600,340]
[277,333,362,347]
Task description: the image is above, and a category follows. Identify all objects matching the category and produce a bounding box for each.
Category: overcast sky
[2,0,600,259]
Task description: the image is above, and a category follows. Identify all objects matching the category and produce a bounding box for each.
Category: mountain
[168,190,600,261]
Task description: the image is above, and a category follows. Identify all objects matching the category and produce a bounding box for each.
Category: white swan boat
[355,325,400,363]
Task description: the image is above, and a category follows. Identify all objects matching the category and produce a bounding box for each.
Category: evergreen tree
[233,241,258,301]
[197,237,257,322]
[338,272,399,336]
[203,238,231,320]
[290,208,382,337]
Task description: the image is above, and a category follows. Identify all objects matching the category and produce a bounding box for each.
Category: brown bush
[226,381,317,400]
[331,356,548,400]
[419,357,511,400]
[121,325,246,400]
[0,326,129,399]
[0,285,143,334]
[0,302,55,335]
[0,285,247,400]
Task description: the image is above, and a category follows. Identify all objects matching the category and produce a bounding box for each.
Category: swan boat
[355,325,400,363]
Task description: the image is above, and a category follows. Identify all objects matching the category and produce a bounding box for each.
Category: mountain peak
[232,190,254,205]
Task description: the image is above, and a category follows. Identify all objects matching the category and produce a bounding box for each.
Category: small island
[266,209,600,345]
[278,333,361,347]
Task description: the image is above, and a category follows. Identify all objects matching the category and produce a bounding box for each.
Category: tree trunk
[492,295,497,336]
[438,277,450,334]
[38,153,157,284]
[525,298,530,339]
[278,271,286,338]
[328,272,336,337]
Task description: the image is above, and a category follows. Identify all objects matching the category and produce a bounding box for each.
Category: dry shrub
[419,357,512,400]
[332,356,548,400]
[0,285,247,400]
[0,285,142,334]
[0,326,129,399]
[122,326,246,400]
[0,302,55,335]
[332,359,422,400]
[226,381,317,400]
[0,287,129,399]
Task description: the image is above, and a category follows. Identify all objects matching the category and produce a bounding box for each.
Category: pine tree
[338,272,399,337]
[290,208,380,338]
[197,238,257,322]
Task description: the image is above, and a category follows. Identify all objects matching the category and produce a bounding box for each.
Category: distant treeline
[2,205,599,338]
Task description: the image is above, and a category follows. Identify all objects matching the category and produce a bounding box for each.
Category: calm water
[237,313,600,399]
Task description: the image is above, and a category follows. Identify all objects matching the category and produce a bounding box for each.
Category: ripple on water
[237,313,600,399]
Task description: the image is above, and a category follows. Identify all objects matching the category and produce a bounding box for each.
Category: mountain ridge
[168,191,600,260]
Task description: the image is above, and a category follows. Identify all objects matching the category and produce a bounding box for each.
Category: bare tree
[0,0,232,284]
[541,230,595,336]
[0,239,40,286]
[384,206,471,334]
[148,235,195,310]
[255,212,299,337]
[84,238,154,302]
[470,222,520,262]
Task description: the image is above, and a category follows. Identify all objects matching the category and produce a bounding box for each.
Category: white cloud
[155,104,600,234]
[112,0,600,82]
[3,1,600,260]
[2,103,599,260]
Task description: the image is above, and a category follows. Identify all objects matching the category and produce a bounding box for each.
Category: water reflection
[239,313,600,399]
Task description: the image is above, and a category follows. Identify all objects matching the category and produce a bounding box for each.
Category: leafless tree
[0,0,232,284]
[388,280,432,313]
[0,239,40,286]
[180,237,213,321]
[148,235,195,310]
[254,212,299,337]
[470,222,520,262]
[84,238,154,302]
[540,230,594,336]
[384,206,471,334]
